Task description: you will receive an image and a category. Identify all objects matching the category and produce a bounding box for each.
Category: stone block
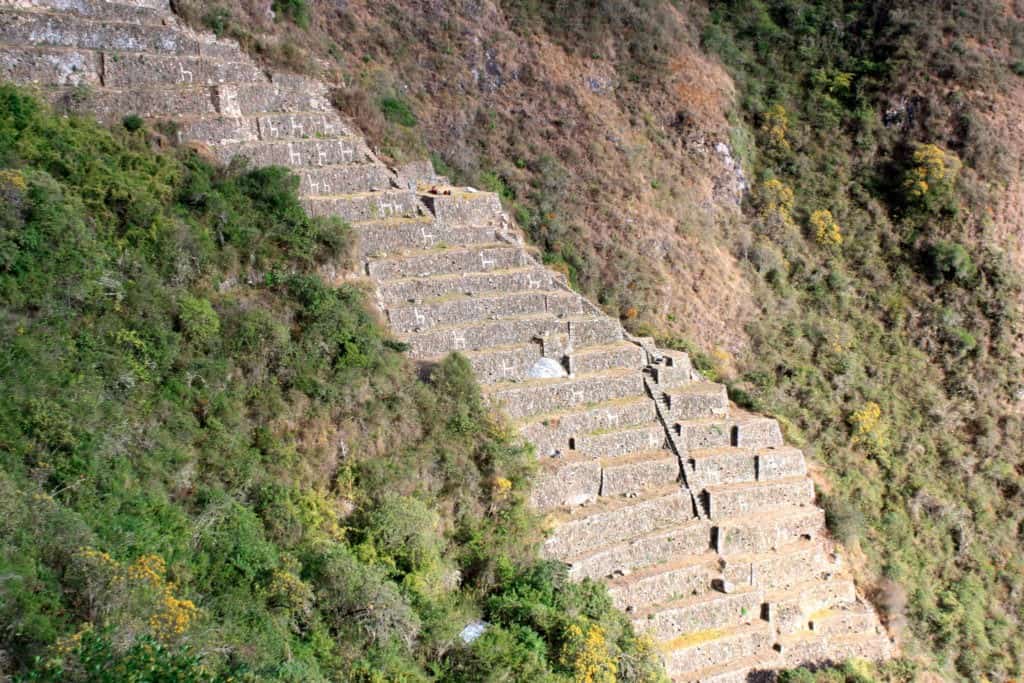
[721,542,825,592]
[305,190,422,223]
[368,244,522,281]
[756,446,806,481]
[778,632,893,670]
[388,291,581,334]
[3,0,169,22]
[519,398,656,457]
[601,453,679,497]
[234,78,331,114]
[633,590,764,641]
[675,418,732,452]
[375,266,559,305]
[568,520,711,581]
[704,477,814,519]
[172,115,257,145]
[686,447,757,489]
[664,382,728,420]
[529,459,602,510]
[651,349,693,387]
[662,624,772,677]
[0,11,198,53]
[765,578,858,636]
[102,53,263,88]
[0,47,100,86]
[543,490,693,560]
[420,189,502,226]
[714,507,824,555]
[217,137,366,168]
[461,344,544,385]
[567,342,645,375]
[300,164,395,198]
[394,159,436,190]
[608,555,718,610]
[402,316,619,357]
[575,424,666,459]
[47,85,217,119]
[359,222,499,259]
[487,370,644,420]
[255,112,353,140]
[734,414,784,449]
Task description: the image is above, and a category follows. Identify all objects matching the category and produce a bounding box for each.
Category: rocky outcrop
[0,1,895,678]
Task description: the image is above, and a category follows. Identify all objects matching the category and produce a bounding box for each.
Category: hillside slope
[168,0,1024,679]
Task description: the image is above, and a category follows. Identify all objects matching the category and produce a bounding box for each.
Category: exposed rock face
[0,1,895,678]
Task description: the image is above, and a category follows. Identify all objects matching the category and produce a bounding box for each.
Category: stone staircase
[0,1,896,678]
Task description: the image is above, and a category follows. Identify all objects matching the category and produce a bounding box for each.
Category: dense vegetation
[0,86,663,682]
[701,1,1024,679]
[171,0,1024,679]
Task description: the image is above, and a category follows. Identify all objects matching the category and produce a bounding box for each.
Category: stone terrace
[0,1,896,678]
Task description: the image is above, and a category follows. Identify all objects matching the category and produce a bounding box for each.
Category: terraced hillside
[0,0,896,678]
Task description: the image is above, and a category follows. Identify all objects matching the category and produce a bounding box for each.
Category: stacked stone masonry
[0,1,895,678]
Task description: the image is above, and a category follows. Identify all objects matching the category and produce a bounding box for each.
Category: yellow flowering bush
[757,178,795,227]
[903,143,961,212]
[761,104,790,152]
[69,549,198,642]
[561,623,617,683]
[810,209,843,247]
[850,401,888,452]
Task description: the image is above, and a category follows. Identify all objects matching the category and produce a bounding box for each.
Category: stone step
[0,46,100,86]
[402,314,621,357]
[633,588,764,642]
[0,10,197,53]
[649,349,695,388]
[713,506,825,556]
[355,216,498,258]
[103,52,264,89]
[519,395,657,458]
[662,381,729,420]
[486,368,645,420]
[703,476,815,520]
[454,343,544,385]
[721,539,832,593]
[673,413,784,452]
[529,447,677,509]
[568,341,646,375]
[685,445,806,489]
[45,84,218,119]
[764,576,859,636]
[674,652,784,683]
[173,111,357,147]
[375,265,561,305]
[660,623,773,678]
[387,290,582,334]
[0,0,170,24]
[574,423,667,459]
[419,188,502,226]
[542,487,693,561]
[366,244,523,281]
[567,519,712,582]
[775,631,894,669]
[601,451,680,498]
[307,190,424,224]
[529,455,602,510]
[607,552,720,611]
[301,165,395,198]
[808,606,880,638]
[217,137,369,168]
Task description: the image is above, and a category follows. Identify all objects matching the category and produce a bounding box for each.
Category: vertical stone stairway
[0,1,895,679]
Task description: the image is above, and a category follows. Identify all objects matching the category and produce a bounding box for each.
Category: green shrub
[121,114,143,132]
[272,0,310,28]
[379,96,417,127]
